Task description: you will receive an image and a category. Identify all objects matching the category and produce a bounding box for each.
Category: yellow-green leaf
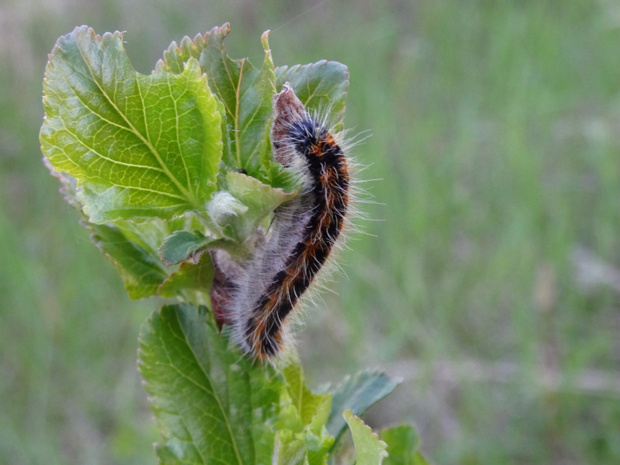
[41,26,222,223]
[343,410,388,465]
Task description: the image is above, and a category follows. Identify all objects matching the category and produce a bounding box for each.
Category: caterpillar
[210,83,351,361]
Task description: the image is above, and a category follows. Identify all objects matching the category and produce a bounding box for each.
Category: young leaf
[283,361,332,428]
[272,434,308,465]
[41,26,222,223]
[343,410,388,465]
[156,25,350,190]
[272,422,334,465]
[139,303,286,465]
[156,24,236,179]
[174,23,276,174]
[113,216,191,260]
[380,426,429,465]
[273,392,334,465]
[275,60,349,128]
[156,252,215,298]
[327,371,401,444]
[222,171,296,241]
[156,25,226,74]
[280,360,335,465]
[159,230,217,265]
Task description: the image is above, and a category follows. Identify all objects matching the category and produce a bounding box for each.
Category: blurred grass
[1,0,620,463]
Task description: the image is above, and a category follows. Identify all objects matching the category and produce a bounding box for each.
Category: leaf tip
[261,30,271,50]
[182,56,202,76]
[344,409,389,460]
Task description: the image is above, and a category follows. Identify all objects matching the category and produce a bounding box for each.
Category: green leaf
[203,171,296,250]
[156,25,226,74]
[155,25,350,191]
[273,435,309,465]
[159,229,217,265]
[380,426,429,465]
[90,215,207,299]
[156,23,299,207]
[41,26,222,223]
[53,173,213,300]
[139,303,285,465]
[327,371,401,444]
[273,397,333,465]
[224,171,296,241]
[343,410,388,465]
[113,216,190,259]
[47,166,169,299]
[281,360,334,465]
[156,25,237,183]
[157,252,215,298]
[275,61,349,129]
[88,221,169,299]
[270,359,335,465]
[178,23,276,175]
[283,361,331,429]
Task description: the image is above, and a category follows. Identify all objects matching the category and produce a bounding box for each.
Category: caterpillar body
[210,83,350,361]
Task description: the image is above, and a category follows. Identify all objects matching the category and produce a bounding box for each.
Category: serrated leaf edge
[343,410,389,464]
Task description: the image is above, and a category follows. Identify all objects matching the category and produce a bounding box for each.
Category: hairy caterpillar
[210,83,351,361]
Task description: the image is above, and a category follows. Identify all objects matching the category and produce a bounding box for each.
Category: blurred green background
[2,0,620,463]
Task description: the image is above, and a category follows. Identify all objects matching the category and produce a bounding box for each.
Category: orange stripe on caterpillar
[210,83,350,361]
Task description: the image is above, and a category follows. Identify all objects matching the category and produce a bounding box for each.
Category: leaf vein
[73,44,199,207]
[167,73,193,195]
[58,121,168,174]
[173,311,246,465]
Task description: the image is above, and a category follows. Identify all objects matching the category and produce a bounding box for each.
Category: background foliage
[1,0,620,464]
